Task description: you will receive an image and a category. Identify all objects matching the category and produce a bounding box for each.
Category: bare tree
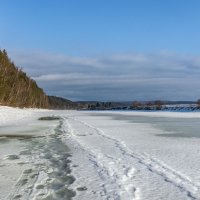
[154,100,163,110]
[197,99,200,108]
[132,101,142,109]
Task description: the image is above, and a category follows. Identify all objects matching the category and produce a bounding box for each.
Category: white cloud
[9,51,200,101]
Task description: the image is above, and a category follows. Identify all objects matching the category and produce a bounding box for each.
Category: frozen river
[65,111,200,200]
[1,107,200,200]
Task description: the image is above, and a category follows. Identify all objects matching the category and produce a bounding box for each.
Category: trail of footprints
[68,117,200,200]
[66,118,140,200]
[5,121,79,200]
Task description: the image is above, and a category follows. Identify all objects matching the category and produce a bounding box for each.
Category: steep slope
[48,95,77,109]
[0,49,49,108]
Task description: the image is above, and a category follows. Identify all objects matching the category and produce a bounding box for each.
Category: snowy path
[63,115,200,200]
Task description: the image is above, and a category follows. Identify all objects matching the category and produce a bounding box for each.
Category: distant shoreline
[80,105,200,112]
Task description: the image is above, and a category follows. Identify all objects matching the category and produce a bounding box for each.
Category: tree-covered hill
[48,96,77,109]
[0,49,49,108]
[0,49,76,109]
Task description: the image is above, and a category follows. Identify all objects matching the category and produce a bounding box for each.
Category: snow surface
[62,111,200,200]
[1,107,200,200]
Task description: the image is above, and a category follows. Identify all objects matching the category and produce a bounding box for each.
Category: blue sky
[1,0,200,101]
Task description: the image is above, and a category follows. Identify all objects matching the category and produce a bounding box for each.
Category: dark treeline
[81,101,164,110]
[81,100,200,111]
[80,102,128,110]
[0,49,76,109]
[131,100,163,110]
[48,96,77,109]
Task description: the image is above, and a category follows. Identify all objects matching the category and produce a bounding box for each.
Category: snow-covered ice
[1,107,200,200]
[0,107,75,200]
[63,111,200,200]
